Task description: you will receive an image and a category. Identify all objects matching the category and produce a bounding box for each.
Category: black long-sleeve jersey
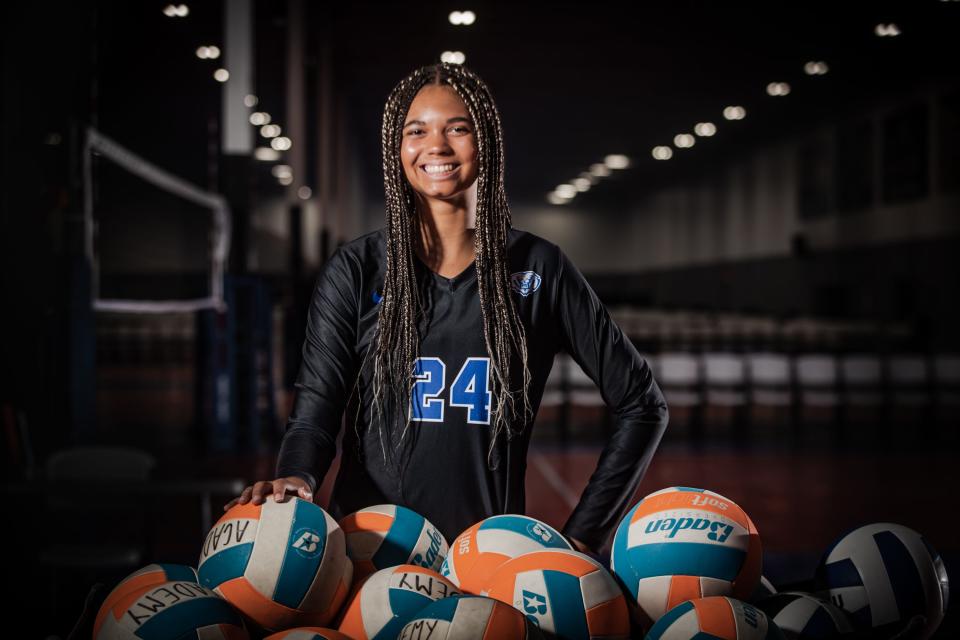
[276,226,669,551]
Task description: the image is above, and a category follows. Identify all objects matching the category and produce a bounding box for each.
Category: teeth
[423,163,457,174]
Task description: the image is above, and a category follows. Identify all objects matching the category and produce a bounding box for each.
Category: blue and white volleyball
[646,596,785,640]
[93,580,248,640]
[816,522,948,639]
[340,504,449,579]
[757,592,853,639]
[441,514,573,594]
[611,487,762,627]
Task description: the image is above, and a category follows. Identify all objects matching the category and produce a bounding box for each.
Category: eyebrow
[403,116,473,128]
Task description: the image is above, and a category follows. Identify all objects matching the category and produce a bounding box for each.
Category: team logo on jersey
[510,271,542,297]
[372,289,383,304]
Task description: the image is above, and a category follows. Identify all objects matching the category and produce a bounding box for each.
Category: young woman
[225,62,669,555]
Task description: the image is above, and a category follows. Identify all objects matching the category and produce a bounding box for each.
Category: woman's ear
[465,179,478,229]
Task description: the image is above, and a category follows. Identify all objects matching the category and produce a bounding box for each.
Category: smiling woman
[226,62,669,562]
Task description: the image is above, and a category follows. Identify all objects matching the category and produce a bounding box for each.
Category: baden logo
[644,517,735,543]
[292,528,323,558]
[411,527,444,568]
[510,271,542,297]
[526,521,554,544]
[522,589,548,616]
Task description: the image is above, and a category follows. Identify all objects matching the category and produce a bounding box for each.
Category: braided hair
[361,62,533,471]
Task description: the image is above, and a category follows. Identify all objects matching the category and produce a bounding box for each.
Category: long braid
[363,62,533,471]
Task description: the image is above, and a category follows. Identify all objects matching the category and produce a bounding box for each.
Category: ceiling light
[694,122,716,137]
[604,154,630,170]
[573,177,591,192]
[249,112,270,126]
[298,186,313,200]
[674,134,695,148]
[441,51,466,64]
[555,184,577,199]
[244,94,259,107]
[875,23,901,37]
[804,61,829,76]
[766,82,791,96]
[723,106,746,120]
[213,68,229,82]
[271,136,292,151]
[652,146,673,160]
[254,147,280,161]
[260,124,282,138]
[589,163,611,177]
[271,165,292,179]
[547,192,569,205]
[278,175,294,186]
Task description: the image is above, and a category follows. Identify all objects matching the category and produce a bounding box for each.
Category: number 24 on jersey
[410,357,491,425]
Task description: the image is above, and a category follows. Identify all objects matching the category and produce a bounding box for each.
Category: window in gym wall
[881,103,930,204]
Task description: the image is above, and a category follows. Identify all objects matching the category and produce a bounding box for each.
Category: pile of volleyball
[91,486,949,639]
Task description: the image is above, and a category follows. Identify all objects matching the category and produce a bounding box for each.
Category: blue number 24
[410,357,491,424]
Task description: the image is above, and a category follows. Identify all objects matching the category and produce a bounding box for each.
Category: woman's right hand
[223,476,313,511]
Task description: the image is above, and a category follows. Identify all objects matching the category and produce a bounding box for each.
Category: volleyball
[93,564,200,638]
[340,503,449,579]
[757,592,853,639]
[482,548,630,639]
[337,564,461,639]
[610,487,762,627]
[93,580,248,640]
[398,594,541,639]
[646,596,785,640]
[198,497,353,632]
[815,522,949,638]
[440,514,573,593]
[263,628,354,640]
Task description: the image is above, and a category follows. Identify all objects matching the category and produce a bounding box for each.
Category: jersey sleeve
[275,247,361,493]
[551,245,669,551]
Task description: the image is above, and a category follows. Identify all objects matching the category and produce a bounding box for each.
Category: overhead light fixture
[298,186,313,200]
[766,82,791,97]
[213,68,230,82]
[271,136,292,151]
[589,163,611,177]
[195,46,220,60]
[555,184,577,199]
[441,51,466,64]
[547,192,569,205]
[254,147,281,162]
[249,112,271,126]
[260,124,282,138]
[652,146,673,160]
[278,175,294,186]
[604,154,630,170]
[244,94,259,107]
[573,177,591,192]
[674,134,695,148]
[694,122,716,137]
[271,165,293,179]
[804,61,829,76]
[723,106,746,120]
[163,4,189,17]
[875,23,901,37]
[449,10,476,25]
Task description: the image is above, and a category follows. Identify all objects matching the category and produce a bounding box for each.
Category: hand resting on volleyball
[222,476,313,511]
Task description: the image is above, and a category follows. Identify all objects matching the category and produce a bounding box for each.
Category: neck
[414,193,475,269]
